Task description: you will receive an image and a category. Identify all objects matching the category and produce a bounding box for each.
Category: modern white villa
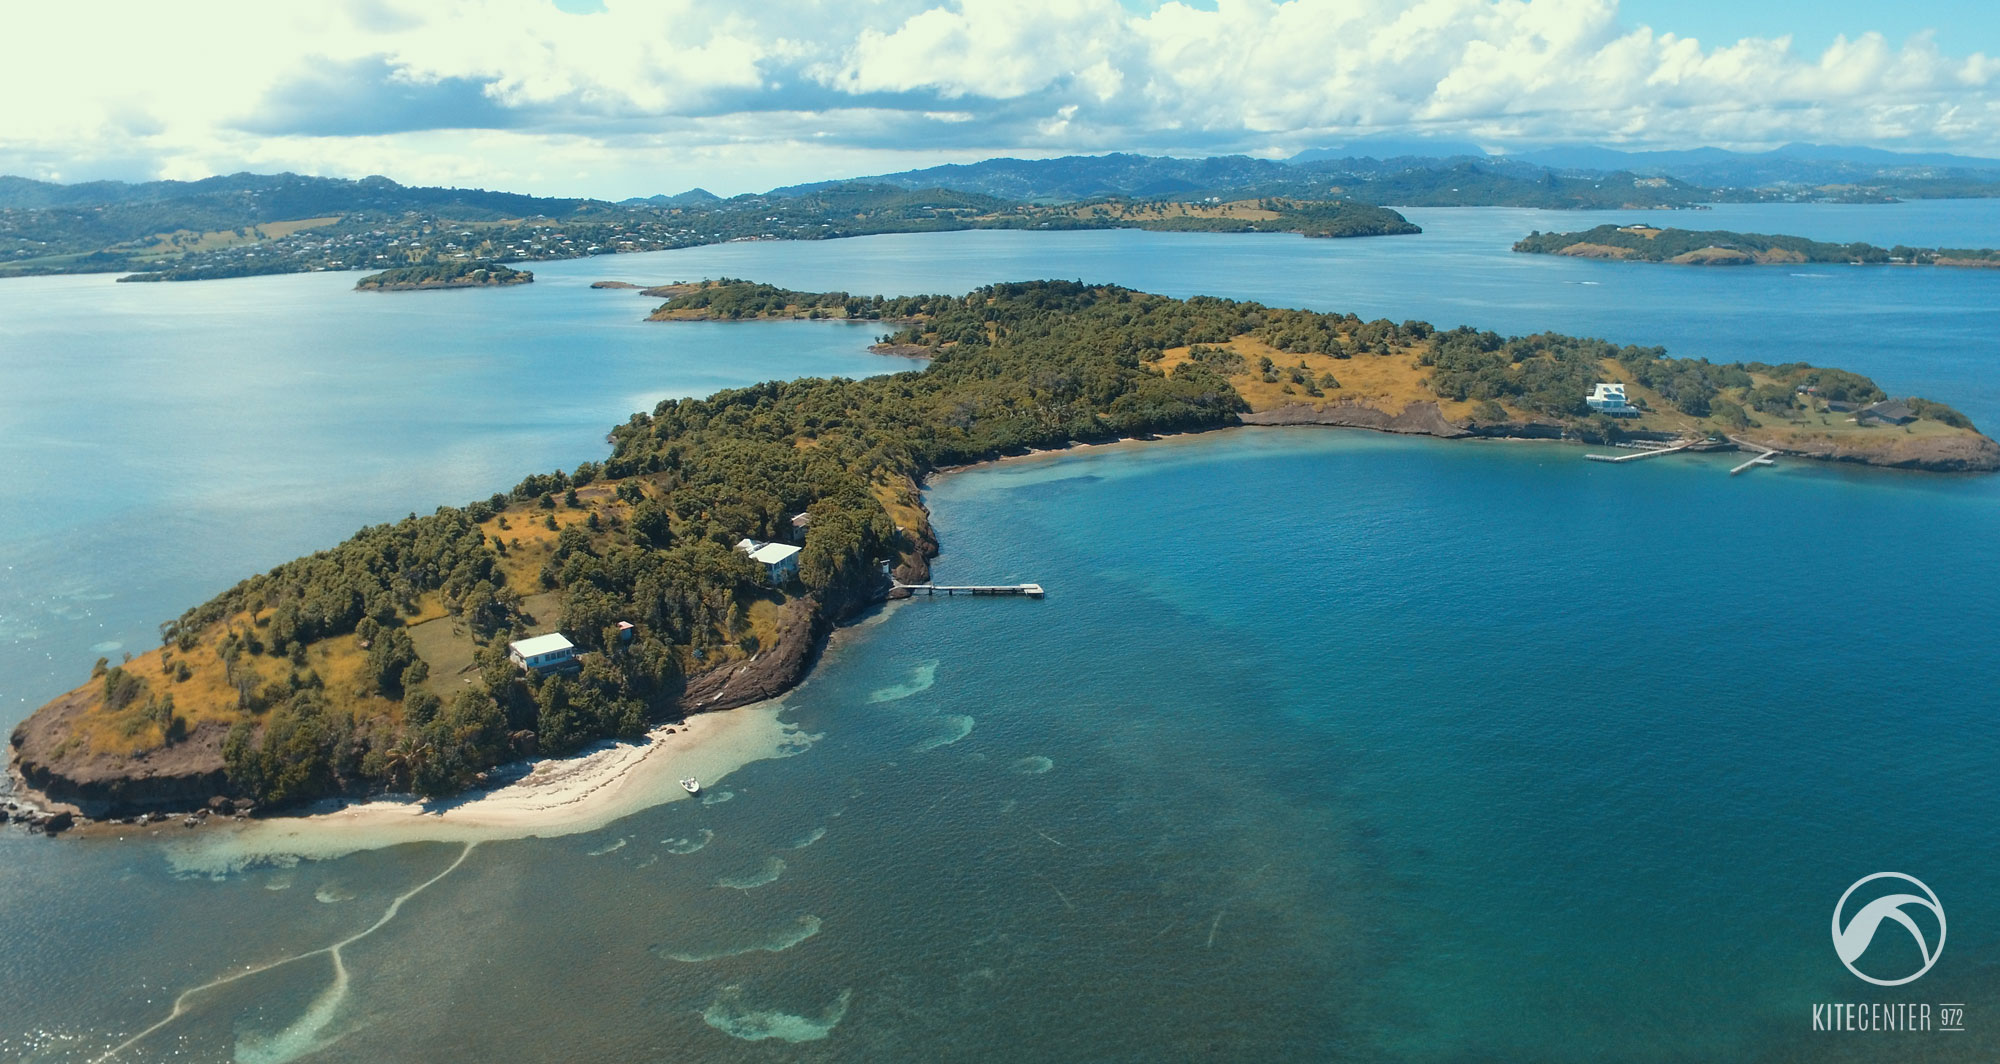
[1586,382,1639,416]
[736,537,803,583]
[507,632,578,672]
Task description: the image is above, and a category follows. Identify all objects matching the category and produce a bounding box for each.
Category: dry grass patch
[517,590,563,629]
[743,596,786,652]
[134,216,341,255]
[1155,337,1502,419]
[1555,243,1643,260]
[873,478,929,534]
[75,611,278,756]
[306,637,402,725]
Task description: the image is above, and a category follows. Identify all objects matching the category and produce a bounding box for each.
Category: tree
[630,498,674,547]
[1712,399,1751,430]
[365,627,422,699]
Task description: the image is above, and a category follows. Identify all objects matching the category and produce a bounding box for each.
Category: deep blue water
[2,206,1998,1061]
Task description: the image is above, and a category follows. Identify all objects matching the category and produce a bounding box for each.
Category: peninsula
[11,281,1995,829]
[356,261,533,290]
[1,171,1422,284]
[1513,224,2000,266]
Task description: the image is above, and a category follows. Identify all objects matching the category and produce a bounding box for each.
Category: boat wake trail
[90,843,478,1064]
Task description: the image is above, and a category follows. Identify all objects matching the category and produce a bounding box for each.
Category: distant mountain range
[618,188,721,207]
[773,153,1298,202]
[7,143,2000,282]
[8,142,1999,219]
[0,172,593,218]
[772,143,2000,204]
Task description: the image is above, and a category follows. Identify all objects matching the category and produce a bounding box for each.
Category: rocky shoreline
[1239,398,2000,472]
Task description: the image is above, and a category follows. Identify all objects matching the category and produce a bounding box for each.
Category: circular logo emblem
[1831,873,1946,986]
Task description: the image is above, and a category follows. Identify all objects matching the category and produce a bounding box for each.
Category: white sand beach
[168,701,812,873]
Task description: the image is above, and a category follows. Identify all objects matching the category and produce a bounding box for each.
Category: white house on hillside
[508,632,577,672]
[1586,382,1639,417]
[736,537,803,583]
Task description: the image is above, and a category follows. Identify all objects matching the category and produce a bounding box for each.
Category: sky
[4,0,1998,198]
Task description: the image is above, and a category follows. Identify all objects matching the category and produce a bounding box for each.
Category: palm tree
[384,737,435,793]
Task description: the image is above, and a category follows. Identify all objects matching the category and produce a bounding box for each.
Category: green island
[356,260,533,291]
[636,278,932,327]
[1042,198,1420,237]
[10,280,1996,822]
[1513,224,2000,266]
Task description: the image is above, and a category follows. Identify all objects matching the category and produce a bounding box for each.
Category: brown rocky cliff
[676,596,826,714]
[10,688,229,817]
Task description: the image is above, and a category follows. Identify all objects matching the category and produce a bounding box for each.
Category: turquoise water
[3,207,1999,1061]
[0,273,924,717]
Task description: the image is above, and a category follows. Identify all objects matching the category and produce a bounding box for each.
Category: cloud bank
[4,0,1997,196]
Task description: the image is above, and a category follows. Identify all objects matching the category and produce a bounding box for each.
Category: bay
[2,204,1997,1062]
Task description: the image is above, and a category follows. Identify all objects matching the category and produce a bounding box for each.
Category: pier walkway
[1729,449,1779,475]
[895,582,1044,598]
[1584,440,1696,463]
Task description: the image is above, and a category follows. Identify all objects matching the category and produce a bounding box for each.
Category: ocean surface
[2,203,1997,1061]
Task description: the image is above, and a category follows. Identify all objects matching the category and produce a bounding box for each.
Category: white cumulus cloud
[0,0,1995,196]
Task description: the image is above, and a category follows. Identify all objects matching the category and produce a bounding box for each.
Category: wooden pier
[895,582,1044,598]
[1729,449,1779,475]
[1584,440,1695,463]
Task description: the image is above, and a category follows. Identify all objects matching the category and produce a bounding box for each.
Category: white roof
[509,632,574,657]
[748,542,802,565]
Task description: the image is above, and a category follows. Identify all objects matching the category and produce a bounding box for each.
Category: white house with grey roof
[736,538,803,583]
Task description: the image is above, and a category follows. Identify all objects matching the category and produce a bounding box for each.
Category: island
[1045,198,1421,238]
[356,260,533,290]
[10,280,1995,832]
[625,279,924,325]
[1513,224,2000,266]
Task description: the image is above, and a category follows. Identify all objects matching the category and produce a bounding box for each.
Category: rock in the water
[43,811,74,834]
[206,795,236,815]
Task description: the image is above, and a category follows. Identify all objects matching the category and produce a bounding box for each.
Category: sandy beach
[166,700,813,873]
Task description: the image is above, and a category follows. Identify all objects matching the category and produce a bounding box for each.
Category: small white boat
[680,777,700,794]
